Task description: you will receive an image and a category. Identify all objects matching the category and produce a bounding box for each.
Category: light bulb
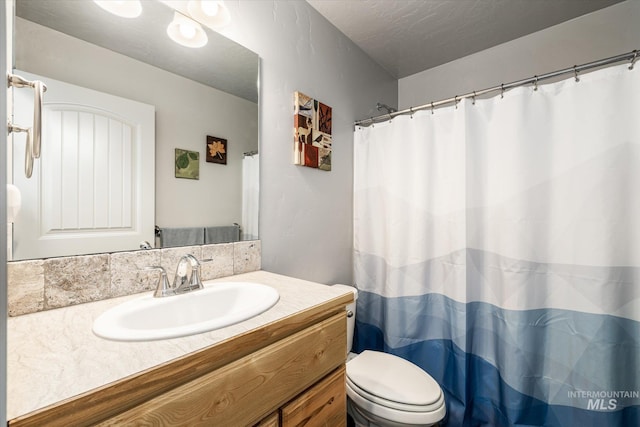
[179,23,197,39]
[187,0,230,29]
[200,1,220,17]
[167,12,208,48]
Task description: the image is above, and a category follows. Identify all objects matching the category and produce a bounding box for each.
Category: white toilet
[334,285,446,427]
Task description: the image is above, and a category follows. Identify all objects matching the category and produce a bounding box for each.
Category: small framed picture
[175,148,199,179]
[206,135,227,165]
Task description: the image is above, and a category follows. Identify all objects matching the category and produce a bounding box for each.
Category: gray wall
[399,0,640,109]
[216,1,398,285]
[15,18,258,230]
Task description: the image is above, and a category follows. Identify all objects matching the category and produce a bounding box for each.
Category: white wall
[15,18,258,230]
[215,1,398,284]
[399,0,640,109]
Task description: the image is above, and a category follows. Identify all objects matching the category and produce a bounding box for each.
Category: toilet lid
[346,350,441,407]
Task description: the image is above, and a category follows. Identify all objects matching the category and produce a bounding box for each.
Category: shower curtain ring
[409,107,414,119]
[630,50,638,70]
[454,96,458,109]
[573,65,580,82]
[501,84,505,99]
[431,102,435,115]
[533,76,539,91]
[472,91,477,105]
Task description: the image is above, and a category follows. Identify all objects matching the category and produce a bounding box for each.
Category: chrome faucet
[146,254,204,298]
[172,254,203,294]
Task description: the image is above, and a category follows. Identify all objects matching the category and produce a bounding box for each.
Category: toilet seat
[347,384,446,426]
[346,377,443,413]
[347,351,442,407]
[346,350,446,425]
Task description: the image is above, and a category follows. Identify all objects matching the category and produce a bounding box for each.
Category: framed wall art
[294,91,332,171]
[175,148,200,179]
[206,135,227,165]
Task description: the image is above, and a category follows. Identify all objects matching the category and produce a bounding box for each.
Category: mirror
[10,0,259,261]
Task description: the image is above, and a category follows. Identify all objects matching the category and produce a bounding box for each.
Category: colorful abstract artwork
[294,91,332,171]
[175,148,199,180]
[206,135,227,165]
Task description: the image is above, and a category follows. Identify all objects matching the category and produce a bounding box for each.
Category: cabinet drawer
[100,313,346,426]
[281,366,346,427]
[255,411,279,427]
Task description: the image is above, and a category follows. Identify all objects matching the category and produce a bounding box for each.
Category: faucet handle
[189,263,204,290]
[185,255,211,291]
[145,266,174,298]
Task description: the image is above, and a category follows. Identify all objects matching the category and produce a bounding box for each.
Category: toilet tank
[333,284,358,354]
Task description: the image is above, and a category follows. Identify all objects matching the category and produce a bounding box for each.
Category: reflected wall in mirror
[10,0,259,261]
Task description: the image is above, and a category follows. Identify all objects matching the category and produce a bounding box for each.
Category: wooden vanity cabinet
[253,365,346,427]
[9,302,349,427]
[99,313,346,426]
[281,365,346,427]
[253,363,346,427]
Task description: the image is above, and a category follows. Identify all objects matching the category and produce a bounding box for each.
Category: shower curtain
[353,64,640,426]
[242,153,259,241]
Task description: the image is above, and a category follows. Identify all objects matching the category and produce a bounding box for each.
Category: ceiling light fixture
[167,11,208,48]
[93,0,142,18]
[187,0,231,29]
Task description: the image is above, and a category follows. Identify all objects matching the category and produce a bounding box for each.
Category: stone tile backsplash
[233,240,262,274]
[7,259,44,316]
[7,241,261,317]
[45,254,111,309]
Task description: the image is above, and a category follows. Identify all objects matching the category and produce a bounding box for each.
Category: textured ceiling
[306,0,624,79]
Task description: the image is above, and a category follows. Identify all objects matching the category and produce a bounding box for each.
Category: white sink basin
[92,281,279,341]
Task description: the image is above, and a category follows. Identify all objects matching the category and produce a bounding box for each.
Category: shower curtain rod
[355,49,639,127]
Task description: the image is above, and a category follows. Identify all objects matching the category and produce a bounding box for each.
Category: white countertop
[7,271,352,420]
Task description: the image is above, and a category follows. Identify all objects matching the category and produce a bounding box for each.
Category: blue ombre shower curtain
[353,64,640,426]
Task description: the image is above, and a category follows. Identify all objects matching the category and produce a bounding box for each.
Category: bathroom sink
[92,282,279,341]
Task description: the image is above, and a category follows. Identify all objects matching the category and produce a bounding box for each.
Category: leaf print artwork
[206,136,228,165]
[176,152,190,169]
[208,140,226,159]
[175,148,200,180]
